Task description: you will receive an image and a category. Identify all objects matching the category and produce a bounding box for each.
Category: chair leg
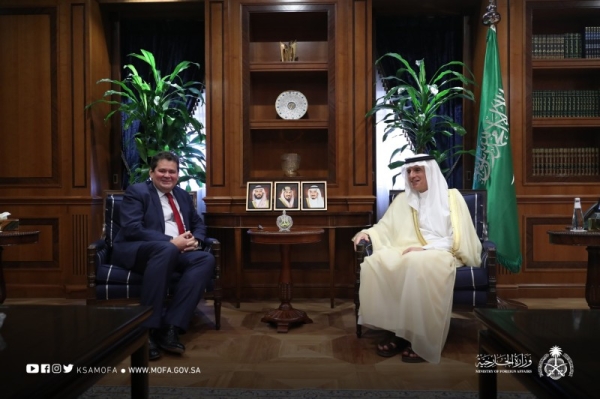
[355,296,362,338]
[355,246,363,339]
[213,288,222,330]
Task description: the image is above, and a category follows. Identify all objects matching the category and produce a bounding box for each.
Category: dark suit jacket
[112,180,207,269]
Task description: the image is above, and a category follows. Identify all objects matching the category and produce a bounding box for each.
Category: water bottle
[571,198,585,231]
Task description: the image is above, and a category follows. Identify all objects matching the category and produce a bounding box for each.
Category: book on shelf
[532,33,582,59]
[532,90,600,118]
[532,147,599,177]
[531,28,600,59]
[584,26,600,58]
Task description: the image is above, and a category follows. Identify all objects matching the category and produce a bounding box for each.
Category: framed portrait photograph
[273,181,300,211]
[246,182,273,211]
[301,181,327,211]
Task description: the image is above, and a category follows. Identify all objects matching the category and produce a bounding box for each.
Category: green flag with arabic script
[473,26,522,273]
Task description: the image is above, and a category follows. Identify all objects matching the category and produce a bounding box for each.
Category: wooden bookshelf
[526,1,600,183]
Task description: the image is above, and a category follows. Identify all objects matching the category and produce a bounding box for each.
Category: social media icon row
[26,364,73,374]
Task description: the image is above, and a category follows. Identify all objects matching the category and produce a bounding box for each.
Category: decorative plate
[275,90,308,120]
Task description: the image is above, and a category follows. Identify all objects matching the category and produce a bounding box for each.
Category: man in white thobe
[352,154,482,364]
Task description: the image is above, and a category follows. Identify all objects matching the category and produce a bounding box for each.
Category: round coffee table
[247,227,324,332]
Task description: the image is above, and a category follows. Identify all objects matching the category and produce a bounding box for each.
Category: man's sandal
[376,335,407,357]
[401,346,425,363]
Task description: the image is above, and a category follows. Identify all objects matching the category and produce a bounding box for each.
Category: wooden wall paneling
[0,195,104,299]
[0,7,58,187]
[87,0,112,198]
[498,0,599,300]
[351,0,372,192]
[526,216,587,269]
[327,5,338,184]
[2,204,62,298]
[72,3,87,188]
[459,5,481,187]
[507,0,525,192]
[64,204,90,297]
[204,0,374,303]
[0,3,62,298]
[498,196,589,299]
[206,0,227,191]
[69,0,113,298]
[0,0,111,299]
[501,0,526,300]
[340,0,375,212]
[63,197,103,298]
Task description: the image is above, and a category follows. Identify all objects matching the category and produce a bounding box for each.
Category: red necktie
[166,193,185,235]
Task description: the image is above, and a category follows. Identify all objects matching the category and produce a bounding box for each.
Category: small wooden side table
[0,230,39,303]
[547,230,600,309]
[247,227,324,332]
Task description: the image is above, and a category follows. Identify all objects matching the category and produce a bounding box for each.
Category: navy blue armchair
[86,191,222,330]
[354,189,497,337]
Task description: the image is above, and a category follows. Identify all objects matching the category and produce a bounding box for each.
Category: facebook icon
[40,364,51,373]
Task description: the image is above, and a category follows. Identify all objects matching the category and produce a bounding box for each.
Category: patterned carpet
[79,386,536,399]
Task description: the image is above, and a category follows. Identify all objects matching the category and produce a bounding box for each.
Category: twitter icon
[62,364,73,373]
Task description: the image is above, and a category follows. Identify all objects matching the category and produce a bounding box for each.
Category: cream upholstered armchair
[353,189,497,337]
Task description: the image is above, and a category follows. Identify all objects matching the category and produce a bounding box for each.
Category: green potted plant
[367,52,476,185]
[87,49,205,190]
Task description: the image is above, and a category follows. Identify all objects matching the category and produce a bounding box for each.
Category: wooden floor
[4,297,588,392]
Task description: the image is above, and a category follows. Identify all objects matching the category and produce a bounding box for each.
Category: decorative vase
[276,210,293,232]
[281,153,301,177]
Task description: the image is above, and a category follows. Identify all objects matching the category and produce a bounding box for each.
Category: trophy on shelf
[279,40,297,62]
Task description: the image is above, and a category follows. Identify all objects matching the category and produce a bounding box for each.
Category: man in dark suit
[112,151,215,361]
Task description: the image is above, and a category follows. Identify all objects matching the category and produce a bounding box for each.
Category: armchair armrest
[480,240,497,269]
[480,240,497,307]
[87,239,108,301]
[202,237,221,281]
[201,237,218,252]
[202,237,222,330]
[355,238,372,257]
[353,238,371,338]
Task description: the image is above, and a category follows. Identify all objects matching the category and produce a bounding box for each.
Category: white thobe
[357,189,481,363]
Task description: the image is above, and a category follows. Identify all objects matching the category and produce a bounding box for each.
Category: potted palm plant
[367,52,476,185]
[87,49,205,190]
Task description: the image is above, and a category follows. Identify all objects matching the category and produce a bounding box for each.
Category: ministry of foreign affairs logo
[538,346,574,380]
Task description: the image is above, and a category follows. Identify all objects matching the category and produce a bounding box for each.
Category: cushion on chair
[94,263,182,300]
[95,283,143,300]
[454,266,488,291]
[453,289,489,306]
[96,263,144,286]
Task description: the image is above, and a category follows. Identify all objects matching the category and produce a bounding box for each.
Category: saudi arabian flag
[473,26,522,273]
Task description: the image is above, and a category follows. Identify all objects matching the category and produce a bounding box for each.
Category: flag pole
[473,0,523,273]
